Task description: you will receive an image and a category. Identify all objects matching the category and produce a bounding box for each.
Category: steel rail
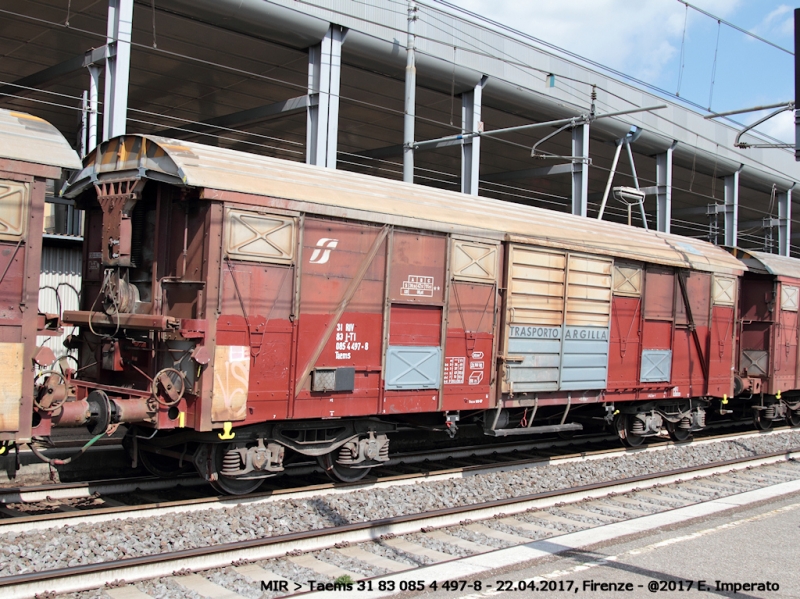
[0,418,758,504]
[0,424,783,524]
[0,449,797,599]
[0,432,619,504]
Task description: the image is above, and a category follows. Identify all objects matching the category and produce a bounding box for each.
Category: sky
[445,0,796,143]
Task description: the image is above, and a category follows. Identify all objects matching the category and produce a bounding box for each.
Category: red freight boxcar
[730,248,800,429]
[0,108,81,452]
[49,136,745,492]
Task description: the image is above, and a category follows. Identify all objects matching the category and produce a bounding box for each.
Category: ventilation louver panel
[781,285,798,312]
[224,209,296,264]
[451,239,498,283]
[0,180,29,242]
[713,276,736,306]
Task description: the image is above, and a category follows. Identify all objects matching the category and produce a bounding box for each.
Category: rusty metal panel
[224,208,295,264]
[300,218,386,315]
[613,263,642,297]
[0,342,23,432]
[565,254,612,327]
[443,281,495,410]
[712,275,736,306]
[742,350,769,377]
[507,245,566,326]
[0,179,28,242]
[643,267,675,321]
[211,344,250,422]
[781,284,798,312]
[0,108,81,170]
[389,304,442,346]
[66,135,746,276]
[676,271,711,328]
[389,231,446,304]
[385,346,442,390]
[640,349,673,382]
[451,239,498,283]
[608,296,643,388]
[293,217,386,417]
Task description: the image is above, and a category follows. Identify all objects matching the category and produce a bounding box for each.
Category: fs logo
[309,238,339,264]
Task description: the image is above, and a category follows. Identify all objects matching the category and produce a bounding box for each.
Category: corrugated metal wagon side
[0,108,81,446]
[731,249,800,429]
[54,134,751,490]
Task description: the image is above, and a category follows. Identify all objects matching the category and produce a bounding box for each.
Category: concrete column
[307,25,346,168]
[571,124,589,217]
[656,142,676,234]
[779,186,793,256]
[461,76,486,196]
[724,168,742,247]
[103,0,133,140]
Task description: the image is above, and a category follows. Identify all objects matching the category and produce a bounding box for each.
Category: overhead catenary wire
[676,0,793,56]
[1,2,791,161]
[708,20,721,110]
[1,1,797,229]
[676,3,689,96]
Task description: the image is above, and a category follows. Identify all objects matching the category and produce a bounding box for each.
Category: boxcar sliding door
[502,245,612,394]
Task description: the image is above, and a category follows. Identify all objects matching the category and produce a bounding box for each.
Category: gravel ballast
[1,431,799,577]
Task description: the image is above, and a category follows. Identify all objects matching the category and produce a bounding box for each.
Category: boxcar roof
[0,108,81,171]
[730,248,800,279]
[65,135,745,275]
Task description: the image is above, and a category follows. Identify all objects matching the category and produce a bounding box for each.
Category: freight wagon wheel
[208,443,265,495]
[788,410,800,428]
[317,452,371,483]
[138,447,190,478]
[666,422,692,443]
[752,411,773,431]
[614,414,644,448]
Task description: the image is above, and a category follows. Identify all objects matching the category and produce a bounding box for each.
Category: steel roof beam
[0,56,84,98]
[158,95,310,139]
[0,46,110,98]
[481,163,573,183]
[356,138,461,160]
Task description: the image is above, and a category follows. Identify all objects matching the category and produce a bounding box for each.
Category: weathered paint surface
[66,136,746,276]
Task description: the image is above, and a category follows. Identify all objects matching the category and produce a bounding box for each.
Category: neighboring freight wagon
[730,248,800,429]
[51,135,745,492]
[0,108,81,450]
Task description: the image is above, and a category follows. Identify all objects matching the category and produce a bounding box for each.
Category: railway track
[0,437,798,599]
[0,423,766,521]
[0,431,800,597]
